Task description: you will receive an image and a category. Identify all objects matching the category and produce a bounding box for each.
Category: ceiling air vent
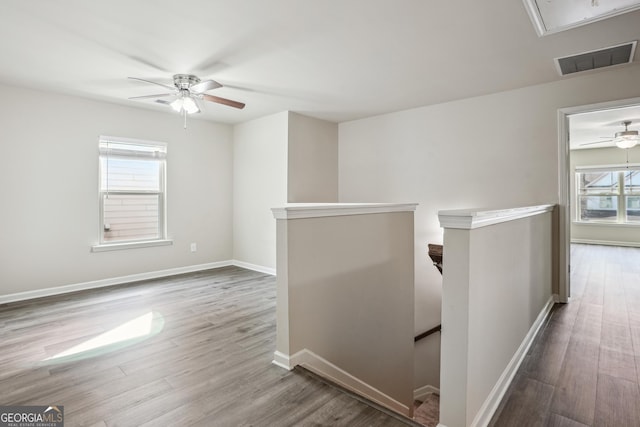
[555,41,636,76]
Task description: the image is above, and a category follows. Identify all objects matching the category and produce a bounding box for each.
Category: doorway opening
[558,97,640,302]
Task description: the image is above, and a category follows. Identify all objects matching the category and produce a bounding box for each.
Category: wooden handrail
[428,243,443,274]
[414,324,441,342]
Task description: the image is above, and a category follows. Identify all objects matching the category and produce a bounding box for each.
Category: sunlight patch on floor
[42,311,164,364]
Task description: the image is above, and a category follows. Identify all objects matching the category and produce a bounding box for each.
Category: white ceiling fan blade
[190,79,222,93]
[128,77,176,91]
[580,139,613,146]
[128,93,174,100]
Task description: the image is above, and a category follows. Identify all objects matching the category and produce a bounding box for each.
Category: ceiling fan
[579,120,640,149]
[128,74,245,127]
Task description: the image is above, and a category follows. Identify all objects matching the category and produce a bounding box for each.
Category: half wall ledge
[438,204,555,230]
[271,202,418,219]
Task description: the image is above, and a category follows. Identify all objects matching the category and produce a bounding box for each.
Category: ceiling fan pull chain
[106,142,110,199]
[627,146,630,167]
[183,109,187,129]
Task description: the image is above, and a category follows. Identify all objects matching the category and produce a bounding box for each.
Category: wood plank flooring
[0,266,413,427]
[490,244,640,427]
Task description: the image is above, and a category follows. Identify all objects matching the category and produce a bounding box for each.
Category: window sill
[91,239,173,252]
[572,221,640,228]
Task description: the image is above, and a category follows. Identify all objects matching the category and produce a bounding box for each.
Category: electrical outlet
[190,243,197,252]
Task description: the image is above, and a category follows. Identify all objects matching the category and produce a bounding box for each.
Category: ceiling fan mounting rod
[616,120,638,139]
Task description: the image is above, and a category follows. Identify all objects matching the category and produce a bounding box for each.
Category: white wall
[338,64,640,388]
[570,146,640,245]
[232,111,338,271]
[288,112,339,202]
[232,112,288,270]
[0,83,233,297]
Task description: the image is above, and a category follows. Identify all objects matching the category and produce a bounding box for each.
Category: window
[94,136,169,250]
[576,166,640,224]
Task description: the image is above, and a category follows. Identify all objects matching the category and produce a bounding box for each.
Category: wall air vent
[555,41,636,76]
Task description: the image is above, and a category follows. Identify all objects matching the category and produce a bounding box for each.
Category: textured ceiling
[1,0,639,124]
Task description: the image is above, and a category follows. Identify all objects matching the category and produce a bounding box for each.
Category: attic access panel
[523,0,640,36]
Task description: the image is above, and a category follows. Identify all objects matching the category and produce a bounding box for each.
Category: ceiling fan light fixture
[614,121,639,149]
[170,91,200,114]
[615,135,639,149]
[182,96,200,114]
[170,97,183,112]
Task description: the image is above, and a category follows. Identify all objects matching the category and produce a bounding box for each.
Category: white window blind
[98,136,167,245]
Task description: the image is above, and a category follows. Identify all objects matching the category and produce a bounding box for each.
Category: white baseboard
[571,238,640,248]
[273,348,411,417]
[0,259,278,305]
[0,261,234,305]
[232,260,276,275]
[414,384,440,401]
[469,295,555,427]
[272,351,293,370]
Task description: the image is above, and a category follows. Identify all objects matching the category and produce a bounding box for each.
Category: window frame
[575,164,640,226]
[92,136,172,252]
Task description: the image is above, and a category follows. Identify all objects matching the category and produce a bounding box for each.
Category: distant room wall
[233,112,288,271]
[287,112,338,203]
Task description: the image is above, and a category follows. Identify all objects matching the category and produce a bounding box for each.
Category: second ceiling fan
[580,120,640,149]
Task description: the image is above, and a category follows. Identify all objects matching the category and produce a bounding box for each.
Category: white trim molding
[91,239,173,252]
[522,0,640,37]
[0,260,278,305]
[0,261,235,305]
[272,351,293,370]
[274,348,412,417]
[414,384,440,401]
[470,296,555,427]
[232,260,276,275]
[572,221,640,228]
[571,239,640,248]
[575,163,640,173]
[438,204,554,230]
[271,202,417,220]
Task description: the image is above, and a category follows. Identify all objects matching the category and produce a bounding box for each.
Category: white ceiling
[1,0,640,124]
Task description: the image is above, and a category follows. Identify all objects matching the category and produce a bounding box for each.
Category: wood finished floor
[0,266,413,427]
[491,244,640,427]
